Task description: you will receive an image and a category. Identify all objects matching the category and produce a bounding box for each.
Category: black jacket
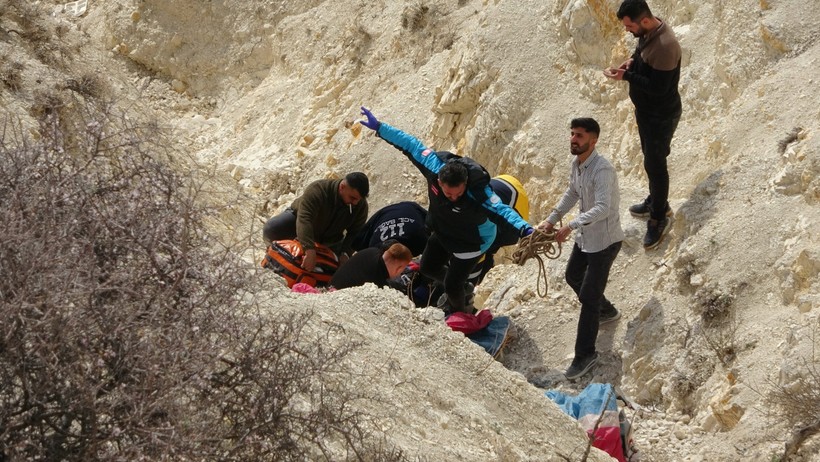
[329,247,389,289]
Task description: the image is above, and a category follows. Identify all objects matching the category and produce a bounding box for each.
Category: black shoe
[629,200,673,219]
[565,352,599,380]
[439,284,475,306]
[643,218,669,250]
[599,308,621,325]
[643,218,670,250]
[437,293,476,315]
[464,282,475,306]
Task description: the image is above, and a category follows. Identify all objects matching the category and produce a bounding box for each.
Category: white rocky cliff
[4,0,820,460]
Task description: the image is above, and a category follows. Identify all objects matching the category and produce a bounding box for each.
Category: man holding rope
[538,118,624,380]
[358,107,534,315]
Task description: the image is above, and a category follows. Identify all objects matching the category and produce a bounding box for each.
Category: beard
[630,25,649,37]
[570,142,590,156]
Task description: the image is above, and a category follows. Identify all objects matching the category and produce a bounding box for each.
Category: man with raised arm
[358,107,533,314]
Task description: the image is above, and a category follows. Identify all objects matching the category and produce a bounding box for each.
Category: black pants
[420,233,480,313]
[262,208,297,243]
[565,241,622,358]
[470,226,519,285]
[636,113,680,220]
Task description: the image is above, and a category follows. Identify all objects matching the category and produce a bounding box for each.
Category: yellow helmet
[491,175,529,221]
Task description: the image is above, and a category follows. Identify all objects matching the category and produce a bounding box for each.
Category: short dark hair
[344,172,369,197]
[617,0,652,21]
[570,118,601,137]
[438,160,468,186]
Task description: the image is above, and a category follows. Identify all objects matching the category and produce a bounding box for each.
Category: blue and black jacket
[377,123,530,259]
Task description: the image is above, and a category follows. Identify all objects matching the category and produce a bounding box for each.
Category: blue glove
[521,226,534,237]
[359,106,381,131]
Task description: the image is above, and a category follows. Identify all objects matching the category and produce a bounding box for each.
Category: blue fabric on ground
[545,383,617,418]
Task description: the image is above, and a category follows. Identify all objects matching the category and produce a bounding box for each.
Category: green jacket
[292,178,367,255]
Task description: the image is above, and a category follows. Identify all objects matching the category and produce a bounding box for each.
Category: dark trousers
[420,233,480,313]
[470,227,519,285]
[565,241,622,358]
[262,209,297,243]
[636,113,680,220]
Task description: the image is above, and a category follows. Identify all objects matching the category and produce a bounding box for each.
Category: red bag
[261,240,339,288]
[446,309,493,334]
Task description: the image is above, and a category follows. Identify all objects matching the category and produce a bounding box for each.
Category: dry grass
[401,1,431,31]
[0,58,24,91]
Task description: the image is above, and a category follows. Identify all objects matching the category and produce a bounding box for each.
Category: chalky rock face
[10,0,819,460]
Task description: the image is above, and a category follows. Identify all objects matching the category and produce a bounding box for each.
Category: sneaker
[629,199,673,219]
[464,282,475,307]
[600,308,621,325]
[437,294,476,315]
[643,218,670,250]
[436,292,449,309]
[439,284,475,307]
[565,352,599,380]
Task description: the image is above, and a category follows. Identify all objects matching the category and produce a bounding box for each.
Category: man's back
[352,201,428,256]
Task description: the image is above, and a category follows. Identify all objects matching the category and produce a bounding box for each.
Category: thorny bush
[769,321,820,461]
[0,95,404,461]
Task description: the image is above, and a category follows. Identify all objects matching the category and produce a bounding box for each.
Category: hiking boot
[629,199,673,219]
[643,218,670,250]
[437,295,476,315]
[565,352,599,380]
[464,282,475,307]
[600,308,621,325]
[439,283,475,307]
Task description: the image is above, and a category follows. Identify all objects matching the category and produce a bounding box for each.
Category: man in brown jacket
[604,0,681,250]
[263,172,369,271]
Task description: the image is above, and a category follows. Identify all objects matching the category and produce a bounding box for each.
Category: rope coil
[511,227,563,298]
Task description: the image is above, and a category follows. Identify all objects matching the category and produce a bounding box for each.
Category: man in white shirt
[539,118,625,380]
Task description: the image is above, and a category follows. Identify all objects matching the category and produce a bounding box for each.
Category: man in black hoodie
[351,201,429,256]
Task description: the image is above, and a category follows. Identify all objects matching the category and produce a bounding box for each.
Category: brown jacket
[292,178,367,254]
[624,20,682,119]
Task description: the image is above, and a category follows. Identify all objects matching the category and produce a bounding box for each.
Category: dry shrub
[28,89,65,120]
[61,74,104,99]
[769,322,820,460]
[0,59,24,92]
[0,97,405,461]
[693,286,739,366]
[777,126,803,155]
[401,2,430,31]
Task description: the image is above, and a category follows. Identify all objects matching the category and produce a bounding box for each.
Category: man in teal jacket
[359,107,533,314]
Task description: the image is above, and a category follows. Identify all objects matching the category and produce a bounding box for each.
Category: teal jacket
[377,123,529,258]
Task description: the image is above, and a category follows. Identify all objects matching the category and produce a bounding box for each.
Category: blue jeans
[565,241,622,358]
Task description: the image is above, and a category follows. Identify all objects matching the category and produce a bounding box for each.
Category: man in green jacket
[263,172,369,271]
